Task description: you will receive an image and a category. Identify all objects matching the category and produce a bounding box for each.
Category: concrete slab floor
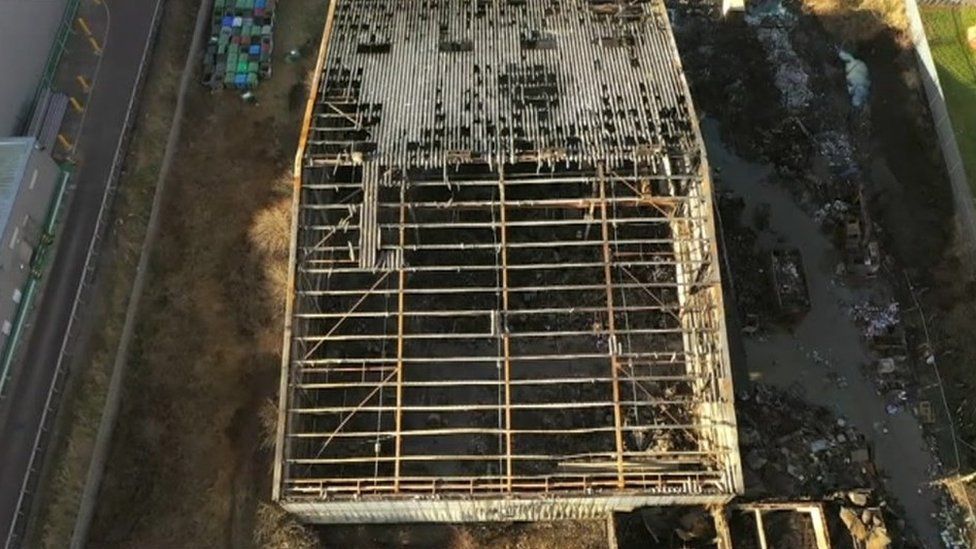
[702,118,943,547]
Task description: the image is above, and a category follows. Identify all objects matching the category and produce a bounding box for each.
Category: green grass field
[921,6,976,195]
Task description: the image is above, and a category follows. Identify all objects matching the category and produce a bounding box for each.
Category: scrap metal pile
[737,384,877,497]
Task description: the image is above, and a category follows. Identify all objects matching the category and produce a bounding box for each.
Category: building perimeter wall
[904,0,976,271]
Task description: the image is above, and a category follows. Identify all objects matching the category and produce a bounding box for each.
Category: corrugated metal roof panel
[0,138,36,237]
[26,88,53,140]
[37,94,69,151]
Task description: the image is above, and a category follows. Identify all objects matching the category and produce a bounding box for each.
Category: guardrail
[2,0,165,546]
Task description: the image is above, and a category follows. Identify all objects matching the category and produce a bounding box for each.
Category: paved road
[0,0,160,545]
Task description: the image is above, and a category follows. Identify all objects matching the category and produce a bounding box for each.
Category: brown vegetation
[253,503,317,549]
[249,193,292,322]
[801,0,909,44]
[318,520,608,549]
[450,521,607,549]
[257,397,279,452]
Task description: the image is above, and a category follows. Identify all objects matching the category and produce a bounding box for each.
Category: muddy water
[701,118,942,547]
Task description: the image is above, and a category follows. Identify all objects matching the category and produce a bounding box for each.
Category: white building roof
[0,138,37,236]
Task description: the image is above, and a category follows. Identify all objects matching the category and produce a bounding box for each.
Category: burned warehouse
[274,0,742,522]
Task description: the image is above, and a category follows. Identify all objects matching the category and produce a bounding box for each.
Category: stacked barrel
[203,0,274,89]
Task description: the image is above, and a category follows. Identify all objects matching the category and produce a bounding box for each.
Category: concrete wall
[904,0,976,270]
[282,492,734,523]
[0,145,58,349]
[0,0,69,135]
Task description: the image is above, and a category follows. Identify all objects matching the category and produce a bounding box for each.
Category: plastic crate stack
[203,0,274,90]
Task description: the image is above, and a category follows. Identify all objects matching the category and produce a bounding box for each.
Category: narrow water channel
[702,118,942,547]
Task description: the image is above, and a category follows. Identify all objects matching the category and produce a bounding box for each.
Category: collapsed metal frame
[274,0,741,522]
[728,503,833,549]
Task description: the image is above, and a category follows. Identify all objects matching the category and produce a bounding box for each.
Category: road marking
[76,17,93,36]
[87,35,102,55]
[70,0,112,154]
[76,75,91,93]
[57,134,74,152]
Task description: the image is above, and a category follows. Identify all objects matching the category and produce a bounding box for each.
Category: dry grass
[258,397,279,452]
[253,503,317,549]
[250,193,292,309]
[31,354,109,548]
[451,521,607,549]
[801,0,909,44]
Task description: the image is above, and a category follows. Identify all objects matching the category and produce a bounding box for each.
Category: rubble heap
[839,503,892,549]
[737,384,879,497]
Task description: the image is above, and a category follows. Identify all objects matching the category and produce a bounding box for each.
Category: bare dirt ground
[319,521,607,549]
